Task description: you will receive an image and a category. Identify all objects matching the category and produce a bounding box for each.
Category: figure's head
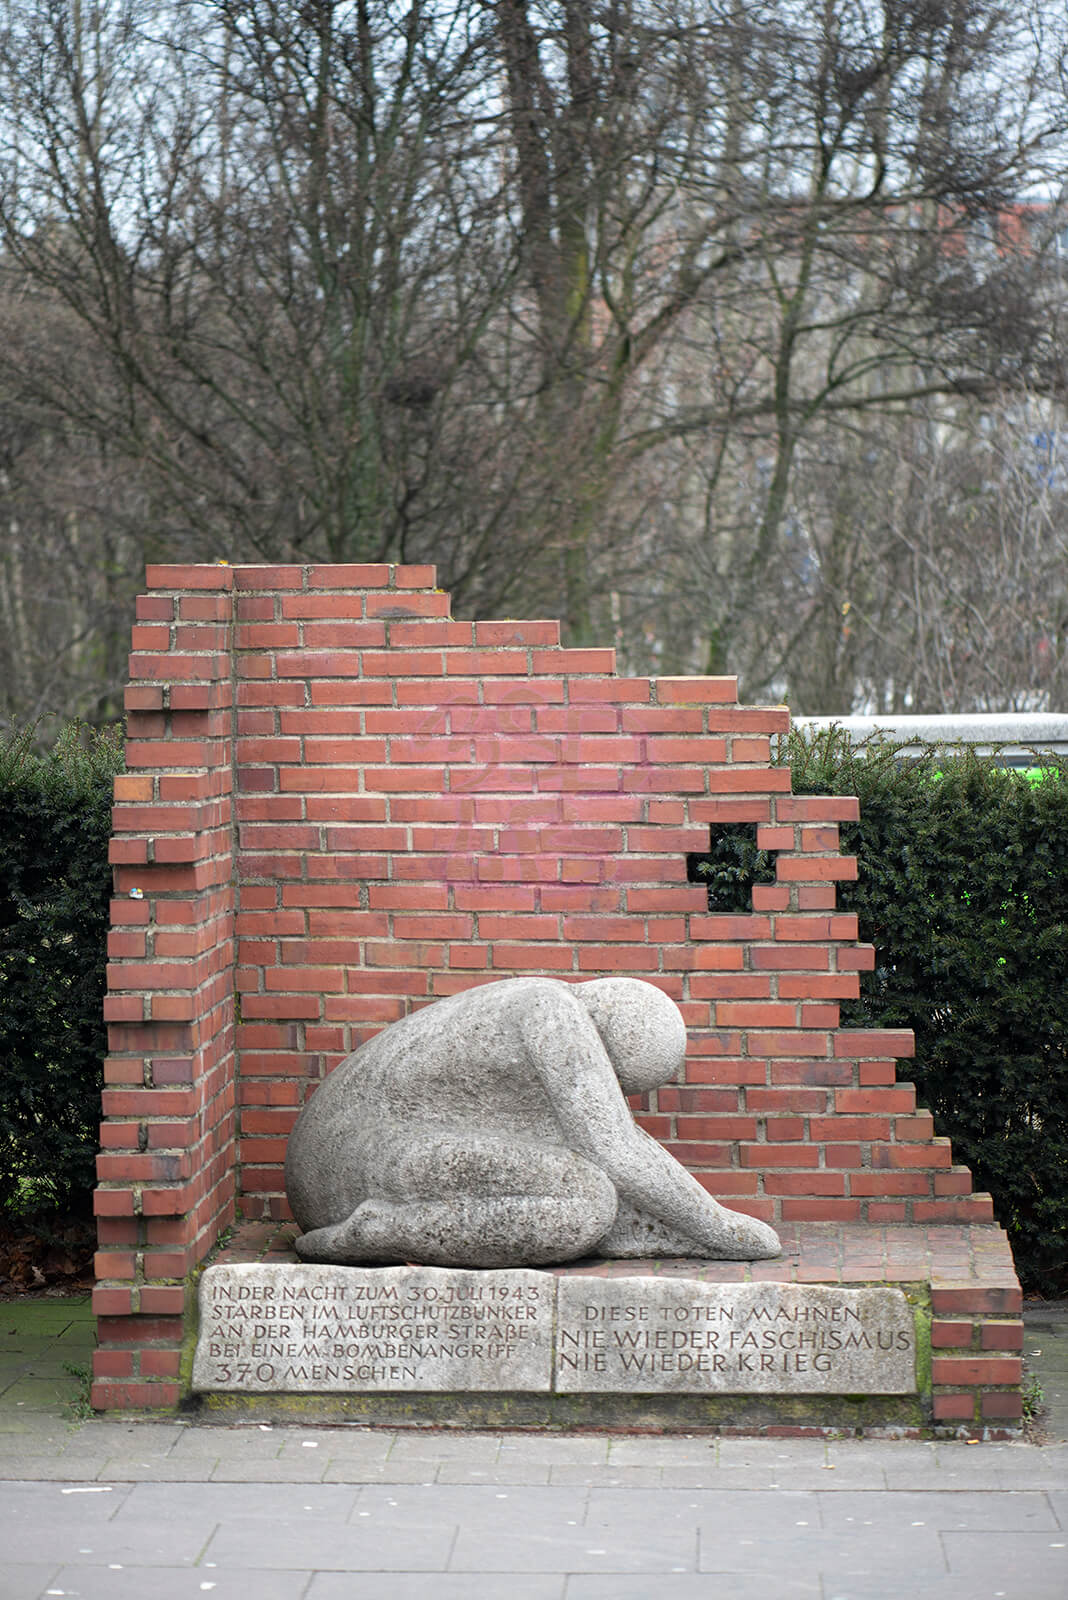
[576,978,687,1095]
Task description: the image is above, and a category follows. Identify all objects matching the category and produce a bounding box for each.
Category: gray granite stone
[285,976,780,1268]
[554,1280,916,1395]
[192,1263,554,1393]
[194,1268,916,1399]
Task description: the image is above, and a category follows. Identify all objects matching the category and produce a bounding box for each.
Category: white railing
[789,713,1068,762]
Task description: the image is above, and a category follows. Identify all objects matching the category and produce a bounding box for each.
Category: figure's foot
[719,1214,781,1260]
[293,1212,401,1265]
[598,1201,708,1258]
[599,1201,780,1261]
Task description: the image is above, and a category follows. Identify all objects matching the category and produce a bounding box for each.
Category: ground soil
[0,1214,95,1299]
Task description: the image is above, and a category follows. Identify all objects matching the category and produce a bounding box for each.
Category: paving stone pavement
[1024,1298,1068,1446]
[0,1294,1065,1600]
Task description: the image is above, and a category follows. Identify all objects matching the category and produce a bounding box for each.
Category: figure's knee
[391,1186,617,1268]
[294,1127,623,1268]
[376,1131,601,1202]
[295,1161,619,1268]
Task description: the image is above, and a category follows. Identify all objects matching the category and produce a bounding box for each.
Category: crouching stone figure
[285,975,781,1269]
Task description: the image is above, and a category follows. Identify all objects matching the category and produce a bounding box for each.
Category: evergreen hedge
[694,730,1068,1295]
[0,723,122,1217]
[4,718,1066,1293]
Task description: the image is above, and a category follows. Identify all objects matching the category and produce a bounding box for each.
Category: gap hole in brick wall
[687,825,778,912]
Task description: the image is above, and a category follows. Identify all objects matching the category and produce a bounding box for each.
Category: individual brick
[931,1356,1022,1386]
[931,1286,1023,1315]
[932,1392,976,1422]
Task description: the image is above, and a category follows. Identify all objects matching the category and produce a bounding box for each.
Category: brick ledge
[215,1217,1018,1296]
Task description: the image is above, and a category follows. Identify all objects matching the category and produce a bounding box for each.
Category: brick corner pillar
[93,564,238,1409]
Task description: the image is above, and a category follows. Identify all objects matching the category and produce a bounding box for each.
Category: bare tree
[0,0,1067,725]
[0,3,513,553]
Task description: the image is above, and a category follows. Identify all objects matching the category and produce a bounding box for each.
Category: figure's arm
[522,983,778,1259]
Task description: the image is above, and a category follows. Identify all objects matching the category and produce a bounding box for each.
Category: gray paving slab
[818,1488,1058,1530]
[604,1435,719,1464]
[1047,1489,1068,1528]
[586,1485,823,1533]
[984,1441,1068,1488]
[1,1478,133,1515]
[46,1448,131,1477]
[941,1528,1068,1591]
[279,1429,395,1461]
[656,1464,733,1486]
[820,1579,1028,1600]
[819,1440,899,1485]
[447,1523,698,1573]
[546,1464,664,1487]
[320,1458,441,1483]
[869,1446,1061,1491]
[0,1418,63,1439]
[783,1462,891,1489]
[123,1482,361,1521]
[1,1379,81,1408]
[1,1439,102,1468]
[209,1459,335,1483]
[268,1429,347,1451]
[697,1445,842,1490]
[880,1445,1023,1490]
[384,1431,505,1463]
[0,1420,89,1446]
[0,1430,90,1456]
[0,1565,63,1600]
[565,1578,821,1600]
[353,1483,589,1525]
[434,1461,556,1485]
[309,1577,565,1600]
[42,1567,313,1600]
[714,1437,827,1467]
[95,1456,241,1482]
[204,1515,457,1572]
[0,1505,214,1569]
[989,1445,1068,1488]
[169,1425,281,1457]
[0,1454,115,1480]
[698,1522,948,1577]
[498,1435,611,1465]
[60,1419,186,1452]
[1024,1299,1068,1444]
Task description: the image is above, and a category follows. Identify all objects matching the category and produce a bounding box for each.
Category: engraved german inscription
[193,1269,916,1396]
[554,1280,917,1394]
[192,1264,554,1392]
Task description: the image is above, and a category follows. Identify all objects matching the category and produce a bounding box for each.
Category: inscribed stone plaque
[554,1279,916,1394]
[192,1263,554,1392]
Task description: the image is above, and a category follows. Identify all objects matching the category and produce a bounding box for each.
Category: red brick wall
[930,1286,1025,1427]
[92,562,992,1408]
[96,566,238,1405]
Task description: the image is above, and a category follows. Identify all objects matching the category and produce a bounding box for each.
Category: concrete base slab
[182,1220,1024,1437]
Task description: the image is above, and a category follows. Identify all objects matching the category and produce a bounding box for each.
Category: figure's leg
[297,1193,615,1268]
[596,1194,779,1260]
[590,1125,780,1261]
[595,1198,714,1258]
[294,1137,619,1268]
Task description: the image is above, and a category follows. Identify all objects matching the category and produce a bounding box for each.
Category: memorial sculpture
[285,976,781,1269]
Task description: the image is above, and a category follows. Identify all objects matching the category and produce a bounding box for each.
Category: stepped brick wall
[93,563,997,1412]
